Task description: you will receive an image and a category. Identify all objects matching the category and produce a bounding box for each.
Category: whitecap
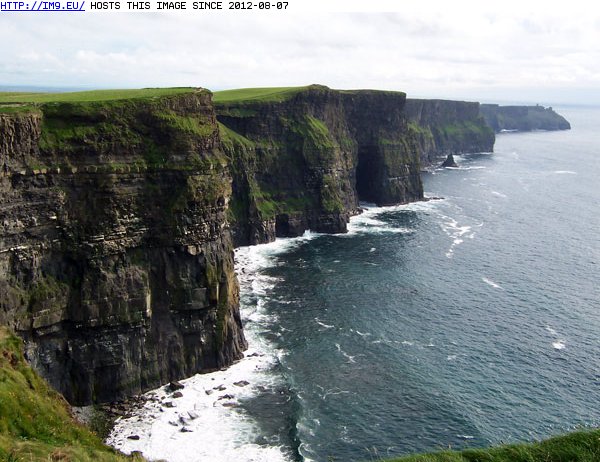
[401,341,414,346]
[321,388,351,400]
[482,277,503,290]
[554,170,577,175]
[553,340,567,350]
[335,343,356,363]
[491,191,507,198]
[369,247,376,252]
[315,318,334,329]
[352,329,371,337]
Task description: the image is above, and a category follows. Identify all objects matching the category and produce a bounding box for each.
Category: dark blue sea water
[236,107,600,461]
[109,107,600,462]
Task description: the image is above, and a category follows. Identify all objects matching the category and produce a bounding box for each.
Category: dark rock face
[441,154,458,168]
[404,99,495,166]
[217,86,424,245]
[0,92,246,405]
[480,104,571,132]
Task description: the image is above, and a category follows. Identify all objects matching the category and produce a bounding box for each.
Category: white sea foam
[440,214,476,258]
[369,247,376,252]
[352,329,371,337]
[344,202,427,236]
[482,277,503,290]
[491,191,507,198]
[546,326,567,350]
[106,350,289,462]
[315,318,335,329]
[335,343,356,363]
[553,340,567,350]
[446,166,487,171]
[106,235,319,462]
[554,170,577,175]
[401,341,414,346]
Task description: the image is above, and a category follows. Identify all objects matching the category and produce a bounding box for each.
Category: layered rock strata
[0,91,246,404]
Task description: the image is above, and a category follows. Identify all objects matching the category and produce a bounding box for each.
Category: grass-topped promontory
[0,326,144,461]
[381,428,600,462]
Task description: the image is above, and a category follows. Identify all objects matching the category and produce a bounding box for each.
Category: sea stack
[441,154,459,168]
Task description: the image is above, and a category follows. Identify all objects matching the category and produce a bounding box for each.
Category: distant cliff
[480,104,571,132]
[404,99,495,166]
[216,85,424,246]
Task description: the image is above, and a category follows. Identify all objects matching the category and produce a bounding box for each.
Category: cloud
[1,4,599,104]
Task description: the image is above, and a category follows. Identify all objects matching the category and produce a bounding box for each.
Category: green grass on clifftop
[0,88,196,105]
[382,429,600,462]
[212,86,309,103]
[0,326,142,461]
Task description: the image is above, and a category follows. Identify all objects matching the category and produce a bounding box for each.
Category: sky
[1,0,599,105]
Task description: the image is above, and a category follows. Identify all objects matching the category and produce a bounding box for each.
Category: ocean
[108,106,600,462]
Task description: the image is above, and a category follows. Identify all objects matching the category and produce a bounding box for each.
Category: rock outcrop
[480,104,571,132]
[0,91,247,405]
[441,154,458,168]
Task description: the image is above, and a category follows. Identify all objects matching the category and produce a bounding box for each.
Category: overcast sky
[1,1,599,105]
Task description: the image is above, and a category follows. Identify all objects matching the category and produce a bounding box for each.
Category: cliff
[215,85,424,246]
[480,104,571,132]
[0,86,507,406]
[0,90,246,405]
[404,99,495,166]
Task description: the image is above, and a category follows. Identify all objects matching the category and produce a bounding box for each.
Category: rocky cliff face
[480,104,571,132]
[216,86,424,246]
[404,99,495,166]
[0,92,246,405]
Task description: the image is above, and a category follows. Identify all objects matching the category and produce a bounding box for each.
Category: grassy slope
[383,429,600,462]
[0,327,142,462]
[0,88,196,104]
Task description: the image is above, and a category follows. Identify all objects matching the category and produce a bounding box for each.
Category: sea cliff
[0,86,566,405]
[216,85,424,246]
[0,90,246,405]
[404,99,495,166]
[480,104,571,132]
